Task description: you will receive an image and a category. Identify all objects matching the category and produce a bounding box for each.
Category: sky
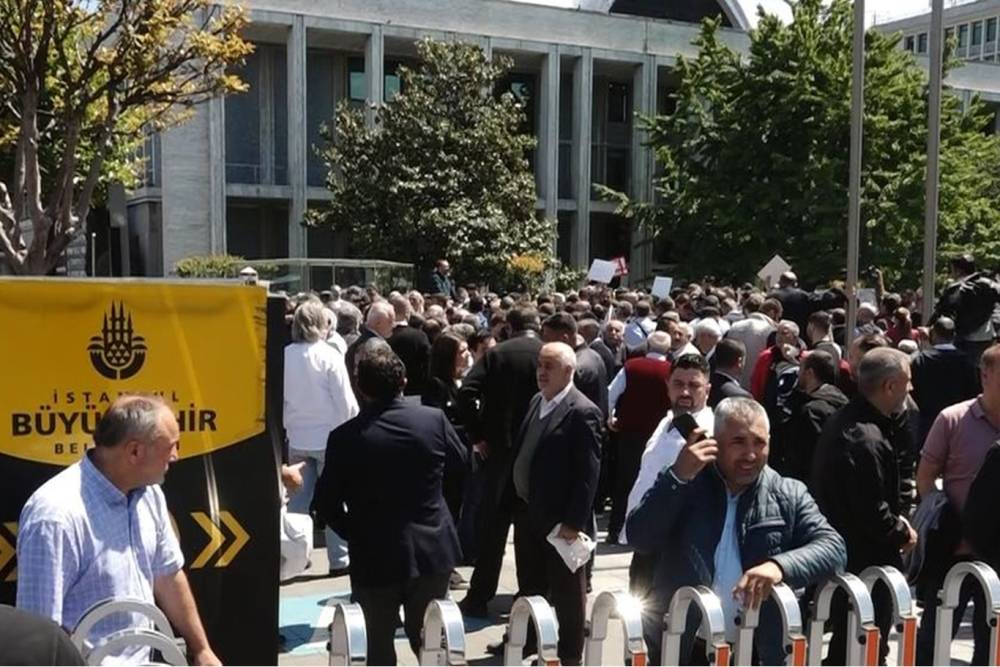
[509,0,980,28]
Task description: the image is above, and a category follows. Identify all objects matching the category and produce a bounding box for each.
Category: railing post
[584,591,647,666]
[419,599,467,666]
[70,597,185,664]
[931,561,1000,666]
[860,566,918,667]
[733,583,807,667]
[504,596,561,666]
[329,602,368,666]
[807,574,880,666]
[662,585,731,666]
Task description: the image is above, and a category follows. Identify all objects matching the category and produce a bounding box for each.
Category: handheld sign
[757,255,791,289]
[651,276,674,299]
[858,288,878,306]
[588,259,617,284]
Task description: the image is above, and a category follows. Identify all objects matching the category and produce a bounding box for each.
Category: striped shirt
[16,452,183,664]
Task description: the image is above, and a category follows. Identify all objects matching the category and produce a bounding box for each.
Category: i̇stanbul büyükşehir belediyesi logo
[88,302,147,380]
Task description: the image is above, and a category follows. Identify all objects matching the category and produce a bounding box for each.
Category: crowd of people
[9,251,1000,666]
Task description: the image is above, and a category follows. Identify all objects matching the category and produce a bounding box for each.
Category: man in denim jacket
[627,397,846,665]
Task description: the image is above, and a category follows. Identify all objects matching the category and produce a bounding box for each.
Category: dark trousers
[352,573,451,666]
[916,558,991,665]
[629,551,657,600]
[512,503,587,665]
[826,583,894,665]
[608,431,649,539]
[464,452,513,607]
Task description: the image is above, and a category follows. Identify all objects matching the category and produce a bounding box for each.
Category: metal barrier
[70,598,186,665]
[807,573,880,666]
[329,602,368,666]
[932,560,1000,666]
[733,583,807,667]
[503,596,561,666]
[860,566,918,667]
[419,599,467,665]
[584,591,647,666]
[662,586,731,666]
[86,628,188,666]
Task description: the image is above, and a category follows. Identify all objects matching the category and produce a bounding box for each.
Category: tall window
[987,18,997,44]
[918,32,928,54]
[592,78,631,194]
[959,24,969,49]
[498,72,538,176]
[905,35,915,52]
[225,44,288,185]
[973,21,984,48]
[307,50,336,187]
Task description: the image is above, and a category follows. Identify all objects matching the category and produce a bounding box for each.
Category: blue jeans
[288,447,350,570]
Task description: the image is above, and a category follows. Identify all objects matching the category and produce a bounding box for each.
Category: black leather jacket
[627,464,846,665]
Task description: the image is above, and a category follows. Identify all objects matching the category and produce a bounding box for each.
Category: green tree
[0,0,252,275]
[601,0,1000,288]
[310,38,555,290]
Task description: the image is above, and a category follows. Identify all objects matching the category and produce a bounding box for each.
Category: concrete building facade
[123,0,1000,285]
[126,0,752,284]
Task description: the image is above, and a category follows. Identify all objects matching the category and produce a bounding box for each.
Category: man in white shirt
[726,295,782,389]
[623,300,656,350]
[621,353,713,594]
[665,320,700,361]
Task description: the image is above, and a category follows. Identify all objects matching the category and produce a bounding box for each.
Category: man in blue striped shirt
[16,395,219,665]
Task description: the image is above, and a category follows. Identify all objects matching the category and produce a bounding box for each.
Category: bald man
[509,343,602,665]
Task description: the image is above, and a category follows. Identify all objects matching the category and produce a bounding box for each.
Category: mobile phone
[672,413,703,442]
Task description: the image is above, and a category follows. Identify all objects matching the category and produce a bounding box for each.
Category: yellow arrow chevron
[1,522,17,582]
[191,512,224,569]
[216,512,249,567]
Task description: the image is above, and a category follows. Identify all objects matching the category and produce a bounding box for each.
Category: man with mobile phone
[620,353,714,594]
[626,397,846,665]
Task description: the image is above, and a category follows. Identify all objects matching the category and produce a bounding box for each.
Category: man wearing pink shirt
[915,343,1000,665]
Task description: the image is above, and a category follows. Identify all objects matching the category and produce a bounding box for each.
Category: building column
[538,45,560,228]
[365,25,384,127]
[629,55,656,283]
[571,50,593,267]
[208,95,227,254]
[287,17,308,258]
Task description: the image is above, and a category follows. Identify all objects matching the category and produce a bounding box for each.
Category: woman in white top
[284,299,359,574]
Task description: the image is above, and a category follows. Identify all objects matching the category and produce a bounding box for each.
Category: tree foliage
[601,0,1000,288]
[310,38,555,290]
[0,0,252,274]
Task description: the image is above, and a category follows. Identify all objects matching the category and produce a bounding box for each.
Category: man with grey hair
[284,300,359,576]
[17,396,221,665]
[627,396,845,665]
[811,346,916,665]
[345,300,396,393]
[507,341,602,665]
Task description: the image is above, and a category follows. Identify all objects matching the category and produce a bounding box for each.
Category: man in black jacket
[542,312,608,417]
[387,293,432,397]
[312,349,467,665]
[510,342,602,665]
[768,271,816,332]
[627,396,846,665]
[811,347,918,665]
[708,338,751,408]
[931,254,1000,365]
[910,317,979,445]
[772,350,848,481]
[345,300,395,391]
[457,307,544,617]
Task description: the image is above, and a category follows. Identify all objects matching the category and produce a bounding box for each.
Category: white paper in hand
[546,523,596,573]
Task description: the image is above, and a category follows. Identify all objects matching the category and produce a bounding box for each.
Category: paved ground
[277,520,976,666]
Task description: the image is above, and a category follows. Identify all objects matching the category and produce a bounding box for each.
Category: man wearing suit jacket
[312,348,468,665]
[708,338,752,408]
[510,342,602,665]
[910,317,980,445]
[457,308,544,617]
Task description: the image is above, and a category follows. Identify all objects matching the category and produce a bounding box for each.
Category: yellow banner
[0,279,267,465]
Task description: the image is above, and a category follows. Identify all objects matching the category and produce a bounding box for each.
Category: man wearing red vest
[605,331,673,543]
